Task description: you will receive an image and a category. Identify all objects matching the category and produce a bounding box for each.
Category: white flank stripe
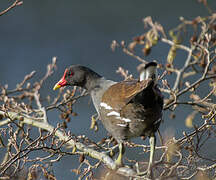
[122,118,131,122]
[107,111,120,117]
[153,118,161,125]
[117,117,131,122]
[117,123,127,127]
[116,117,131,122]
[100,102,112,110]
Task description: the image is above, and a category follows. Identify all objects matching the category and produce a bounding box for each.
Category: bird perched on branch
[53,62,163,176]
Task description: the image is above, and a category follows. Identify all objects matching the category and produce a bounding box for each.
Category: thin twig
[0,0,23,16]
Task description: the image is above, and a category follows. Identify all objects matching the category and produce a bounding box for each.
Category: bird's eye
[68,71,74,77]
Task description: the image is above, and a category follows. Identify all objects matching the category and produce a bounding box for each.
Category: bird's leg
[147,135,156,177]
[115,142,125,166]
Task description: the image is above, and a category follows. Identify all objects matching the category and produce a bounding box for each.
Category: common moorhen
[53,62,163,175]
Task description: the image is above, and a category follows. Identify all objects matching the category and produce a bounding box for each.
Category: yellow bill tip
[53,83,61,90]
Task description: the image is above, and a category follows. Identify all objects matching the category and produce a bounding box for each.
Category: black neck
[83,68,102,90]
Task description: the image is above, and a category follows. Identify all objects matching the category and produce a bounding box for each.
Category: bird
[53,62,163,176]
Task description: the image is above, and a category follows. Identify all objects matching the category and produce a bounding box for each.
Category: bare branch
[0,0,23,16]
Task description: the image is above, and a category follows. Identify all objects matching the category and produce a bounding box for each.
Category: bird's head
[53,65,101,90]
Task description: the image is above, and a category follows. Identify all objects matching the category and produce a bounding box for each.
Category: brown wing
[101,78,153,110]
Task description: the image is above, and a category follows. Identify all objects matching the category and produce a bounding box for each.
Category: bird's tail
[140,62,157,81]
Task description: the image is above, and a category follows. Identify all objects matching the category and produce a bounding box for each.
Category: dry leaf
[190,94,201,101]
[185,111,197,128]
[166,142,178,162]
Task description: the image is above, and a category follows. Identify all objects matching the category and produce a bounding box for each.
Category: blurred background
[0,0,215,179]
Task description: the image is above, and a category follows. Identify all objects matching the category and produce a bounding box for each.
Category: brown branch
[164,74,216,110]
[46,90,88,111]
[0,0,23,16]
[0,110,118,171]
